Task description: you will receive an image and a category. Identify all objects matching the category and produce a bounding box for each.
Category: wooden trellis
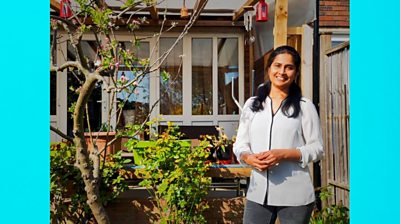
[319,40,350,208]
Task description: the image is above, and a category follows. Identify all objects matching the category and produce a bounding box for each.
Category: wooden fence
[319,40,350,208]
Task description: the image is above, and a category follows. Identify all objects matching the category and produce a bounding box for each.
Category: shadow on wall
[105,188,246,224]
[204,197,245,224]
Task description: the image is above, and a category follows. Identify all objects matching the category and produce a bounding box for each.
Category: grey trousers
[243,200,315,224]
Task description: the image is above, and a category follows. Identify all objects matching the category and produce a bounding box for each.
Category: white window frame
[157,33,244,127]
[51,31,244,142]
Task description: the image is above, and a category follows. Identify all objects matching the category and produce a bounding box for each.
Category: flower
[120,76,129,82]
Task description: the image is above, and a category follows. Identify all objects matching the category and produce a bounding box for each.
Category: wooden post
[273,0,288,48]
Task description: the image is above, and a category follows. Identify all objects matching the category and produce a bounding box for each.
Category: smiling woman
[233,46,323,224]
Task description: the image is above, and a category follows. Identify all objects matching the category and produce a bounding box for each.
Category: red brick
[321,11,340,16]
[338,11,350,16]
[320,15,336,21]
[321,1,340,6]
[331,6,349,11]
[320,20,349,27]
[320,5,333,10]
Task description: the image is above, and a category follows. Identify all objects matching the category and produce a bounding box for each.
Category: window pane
[160,38,183,115]
[192,38,213,115]
[117,42,150,128]
[217,38,239,115]
[67,40,102,135]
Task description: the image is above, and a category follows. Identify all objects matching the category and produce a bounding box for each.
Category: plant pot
[84,132,121,156]
[207,144,235,164]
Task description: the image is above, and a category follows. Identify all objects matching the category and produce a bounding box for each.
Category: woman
[233,45,324,224]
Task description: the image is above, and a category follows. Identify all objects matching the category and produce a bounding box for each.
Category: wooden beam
[148,5,158,20]
[50,0,60,11]
[232,0,258,22]
[287,27,303,35]
[81,17,243,27]
[325,41,350,55]
[107,7,233,14]
[273,0,289,48]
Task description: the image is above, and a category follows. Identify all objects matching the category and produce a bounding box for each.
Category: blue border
[0,1,49,223]
[351,0,400,223]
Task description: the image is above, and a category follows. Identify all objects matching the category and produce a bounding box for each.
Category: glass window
[217,38,239,115]
[159,38,183,115]
[67,40,102,135]
[192,38,213,115]
[116,42,150,128]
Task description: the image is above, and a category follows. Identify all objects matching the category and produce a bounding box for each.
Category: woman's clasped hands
[244,150,283,171]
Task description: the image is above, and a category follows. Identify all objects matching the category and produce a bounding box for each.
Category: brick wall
[320,0,349,27]
[106,197,246,223]
[105,188,246,223]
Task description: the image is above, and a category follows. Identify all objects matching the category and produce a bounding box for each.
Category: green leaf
[123,159,132,164]
[160,70,170,82]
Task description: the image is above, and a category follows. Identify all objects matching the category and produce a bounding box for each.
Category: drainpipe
[313,1,320,111]
[313,0,322,211]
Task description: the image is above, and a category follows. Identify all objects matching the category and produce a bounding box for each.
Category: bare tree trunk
[73,74,110,224]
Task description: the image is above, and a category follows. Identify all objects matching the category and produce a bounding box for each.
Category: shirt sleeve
[297,99,325,168]
[233,98,255,166]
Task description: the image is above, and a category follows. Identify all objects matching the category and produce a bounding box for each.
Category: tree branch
[50,125,74,143]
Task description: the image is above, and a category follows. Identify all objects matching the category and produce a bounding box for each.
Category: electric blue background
[351,0,400,223]
[0,1,48,223]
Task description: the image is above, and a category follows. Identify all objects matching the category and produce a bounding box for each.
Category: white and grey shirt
[233,96,324,206]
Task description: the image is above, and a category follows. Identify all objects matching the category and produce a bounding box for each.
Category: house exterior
[50,0,339,143]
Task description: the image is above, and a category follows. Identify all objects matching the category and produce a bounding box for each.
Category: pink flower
[120,75,129,82]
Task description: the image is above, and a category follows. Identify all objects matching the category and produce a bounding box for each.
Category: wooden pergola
[50,0,290,49]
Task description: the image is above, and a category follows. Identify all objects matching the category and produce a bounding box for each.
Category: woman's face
[268,53,297,91]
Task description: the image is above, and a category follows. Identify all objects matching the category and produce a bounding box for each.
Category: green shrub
[50,142,131,223]
[310,187,350,224]
[128,122,211,224]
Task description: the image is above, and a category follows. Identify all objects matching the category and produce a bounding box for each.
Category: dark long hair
[251,45,302,118]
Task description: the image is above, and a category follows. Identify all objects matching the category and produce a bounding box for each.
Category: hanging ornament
[60,0,72,18]
[256,0,268,22]
[243,6,255,45]
[244,10,254,32]
[180,0,189,19]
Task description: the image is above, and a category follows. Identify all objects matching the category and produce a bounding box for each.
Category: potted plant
[84,124,122,156]
[202,127,236,164]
